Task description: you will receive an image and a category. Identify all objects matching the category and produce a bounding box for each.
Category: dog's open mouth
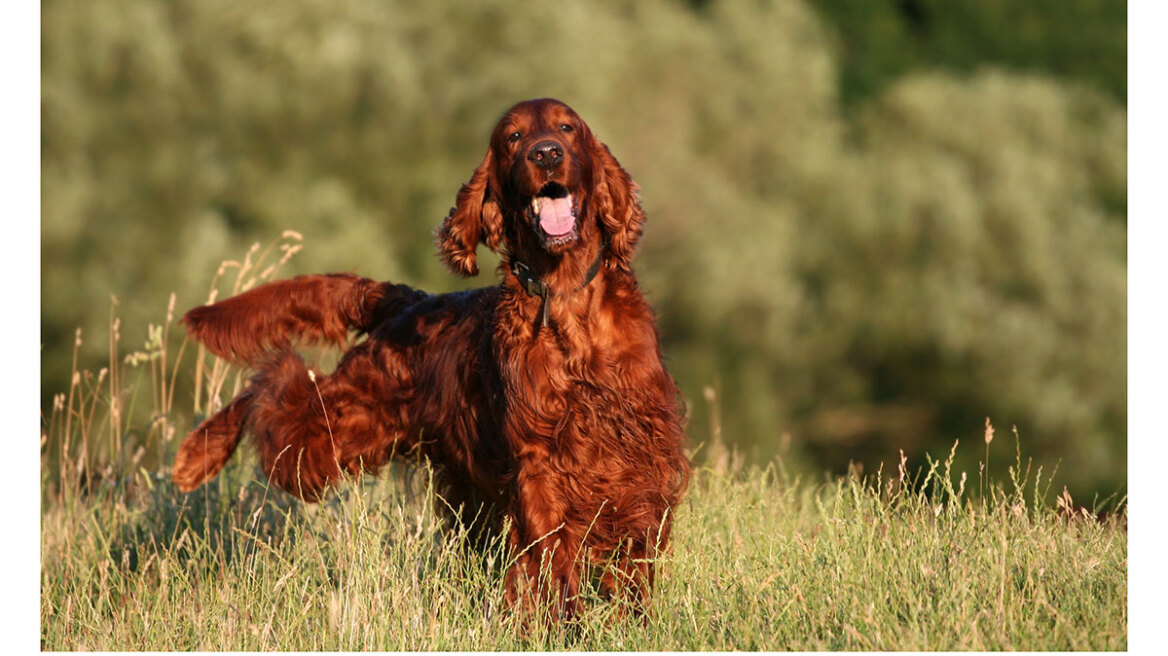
[527,182,578,246]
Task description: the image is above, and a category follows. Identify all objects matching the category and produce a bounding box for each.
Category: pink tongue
[538,196,575,236]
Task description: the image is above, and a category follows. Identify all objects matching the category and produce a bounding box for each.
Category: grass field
[40,445,1127,650]
[39,247,1126,650]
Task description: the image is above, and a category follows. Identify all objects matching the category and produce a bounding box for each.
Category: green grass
[40,445,1126,650]
[40,247,1126,650]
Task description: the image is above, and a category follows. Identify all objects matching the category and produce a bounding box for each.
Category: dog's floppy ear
[436,148,503,277]
[590,133,647,269]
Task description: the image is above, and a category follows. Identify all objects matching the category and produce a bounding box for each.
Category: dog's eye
[507,131,522,144]
[559,123,574,133]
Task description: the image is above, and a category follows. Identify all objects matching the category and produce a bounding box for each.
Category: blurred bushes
[809,0,1126,106]
[41,0,1126,497]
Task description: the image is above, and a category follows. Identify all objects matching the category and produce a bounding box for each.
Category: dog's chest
[504,343,672,449]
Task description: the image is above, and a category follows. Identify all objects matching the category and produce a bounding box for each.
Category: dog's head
[436,98,645,276]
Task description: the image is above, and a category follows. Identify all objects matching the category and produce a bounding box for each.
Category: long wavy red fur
[173,99,690,617]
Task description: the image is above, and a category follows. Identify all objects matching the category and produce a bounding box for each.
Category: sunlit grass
[39,444,1127,650]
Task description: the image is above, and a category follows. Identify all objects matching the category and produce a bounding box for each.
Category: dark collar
[510,250,604,329]
[511,251,603,300]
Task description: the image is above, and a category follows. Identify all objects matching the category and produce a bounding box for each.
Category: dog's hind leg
[244,343,416,501]
[173,390,255,492]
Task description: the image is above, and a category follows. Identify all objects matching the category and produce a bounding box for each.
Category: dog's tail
[182,273,426,365]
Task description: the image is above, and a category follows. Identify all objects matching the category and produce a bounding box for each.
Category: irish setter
[172,98,690,617]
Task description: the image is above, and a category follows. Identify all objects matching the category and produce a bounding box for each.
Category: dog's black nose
[527,141,564,169]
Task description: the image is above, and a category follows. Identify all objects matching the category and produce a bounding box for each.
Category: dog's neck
[509,247,605,331]
[511,250,603,302]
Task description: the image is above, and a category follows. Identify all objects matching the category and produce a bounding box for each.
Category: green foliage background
[41,0,1126,498]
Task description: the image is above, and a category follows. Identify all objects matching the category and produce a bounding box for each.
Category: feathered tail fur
[172,273,424,496]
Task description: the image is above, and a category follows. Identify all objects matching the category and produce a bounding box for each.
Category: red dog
[173,98,690,616]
